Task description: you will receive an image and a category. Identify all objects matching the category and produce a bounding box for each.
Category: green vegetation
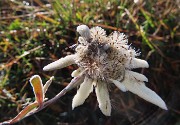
[0,0,179,124]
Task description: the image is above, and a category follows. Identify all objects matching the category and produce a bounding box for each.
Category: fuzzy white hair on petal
[109,79,127,92]
[43,55,76,71]
[126,58,149,69]
[77,25,91,39]
[127,70,148,82]
[72,77,93,109]
[95,80,111,116]
[71,68,83,77]
[122,72,168,110]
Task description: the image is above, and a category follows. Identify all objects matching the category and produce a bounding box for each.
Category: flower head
[43,25,167,116]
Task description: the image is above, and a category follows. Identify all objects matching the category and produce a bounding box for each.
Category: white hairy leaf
[109,79,127,92]
[71,68,83,77]
[122,72,167,110]
[127,70,148,82]
[43,54,76,71]
[72,77,93,109]
[126,58,149,69]
[95,80,111,116]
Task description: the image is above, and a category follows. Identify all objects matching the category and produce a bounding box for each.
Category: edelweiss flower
[43,25,167,116]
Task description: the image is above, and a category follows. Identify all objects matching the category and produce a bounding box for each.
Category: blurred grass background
[0,0,179,125]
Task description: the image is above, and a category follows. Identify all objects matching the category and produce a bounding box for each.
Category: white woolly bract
[122,72,168,110]
[72,77,93,109]
[109,79,127,92]
[77,25,91,39]
[127,70,148,82]
[126,58,149,69]
[71,68,83,77]
[95,80,111,116]
[43,55,76,71]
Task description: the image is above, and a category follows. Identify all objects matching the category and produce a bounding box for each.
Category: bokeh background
[0,0,179,125]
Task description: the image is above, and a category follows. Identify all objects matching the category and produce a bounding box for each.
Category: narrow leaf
[29,75,44,107]
[43,76,54,94]
[0,102,38,125]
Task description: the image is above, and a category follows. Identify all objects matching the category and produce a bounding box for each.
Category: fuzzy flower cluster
[43,25,167,116]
